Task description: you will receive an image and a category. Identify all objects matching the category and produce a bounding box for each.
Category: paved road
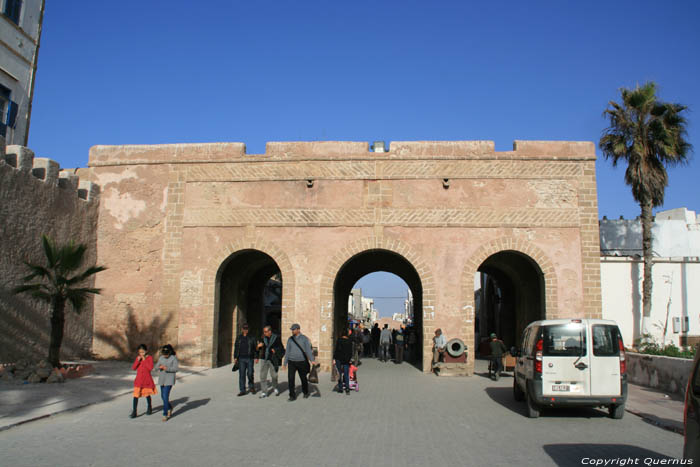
[0,359,683,467]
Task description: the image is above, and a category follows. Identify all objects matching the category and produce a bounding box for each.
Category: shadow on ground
[485,386,609,419]
[543,444,675,467]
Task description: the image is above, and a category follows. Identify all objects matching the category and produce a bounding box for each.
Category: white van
[512,319,627,419]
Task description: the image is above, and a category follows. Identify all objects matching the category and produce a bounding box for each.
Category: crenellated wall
[0,138,100,363]
[88,139,602,371]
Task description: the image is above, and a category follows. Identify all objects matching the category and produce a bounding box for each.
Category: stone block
[58,170,80,191]
[32,158,60,185]
[78,181,100,201]
[5,145,34,170]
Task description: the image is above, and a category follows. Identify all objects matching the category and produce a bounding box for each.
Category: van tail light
[535,339,543,373]
[618,338,626,375]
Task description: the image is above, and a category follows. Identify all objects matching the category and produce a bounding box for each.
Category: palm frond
[41,235,58,269]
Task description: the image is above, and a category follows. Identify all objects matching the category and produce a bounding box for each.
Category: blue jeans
[335,362,350,391]
[238,357,255,392]
[160,385,172,416]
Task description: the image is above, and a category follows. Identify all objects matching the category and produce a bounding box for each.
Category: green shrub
[635,333,696,359]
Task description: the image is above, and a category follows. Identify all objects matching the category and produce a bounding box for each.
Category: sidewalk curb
[0,367,210,433]
[626,407,684,436]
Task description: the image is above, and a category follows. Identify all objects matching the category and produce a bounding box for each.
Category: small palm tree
[13,235,106,367]
[600,82,692,332]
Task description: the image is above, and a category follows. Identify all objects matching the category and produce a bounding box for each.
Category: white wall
[601,257,700,347]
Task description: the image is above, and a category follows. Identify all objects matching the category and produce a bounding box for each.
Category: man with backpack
[256,325,285,398]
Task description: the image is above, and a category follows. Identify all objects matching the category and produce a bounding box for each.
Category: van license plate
[552,385,570,391]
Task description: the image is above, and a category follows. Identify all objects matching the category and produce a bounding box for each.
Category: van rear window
[543,324,587,356]
[592,325,620,356]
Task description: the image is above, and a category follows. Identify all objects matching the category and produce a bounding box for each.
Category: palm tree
[13,235,106,367]
[600,82,691,334]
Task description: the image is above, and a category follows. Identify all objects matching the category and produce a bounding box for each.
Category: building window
[3,0,22,25]
[0,84,17,138]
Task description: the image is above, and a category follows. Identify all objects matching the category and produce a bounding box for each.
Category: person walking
[394,326,405,364]
[489,333,507,381]
[353,323,364,365]
[256,325,285,398]
[407,328,417,363]
[371,323,380,358]
[283,323,317,401]
[379,324,392,362]
[130,344,156,418]
[362,328,371,357]
[233,323,257,396]
[333,327,353,395]
[155,344,178,422]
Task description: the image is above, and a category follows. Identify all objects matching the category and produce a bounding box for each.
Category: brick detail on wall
[195,235,296,367]
[578,161,603,319]
[182,207,580,228]
[160,167,186,354]
[460,237,559,375]
[317,235,437,373]
[184,159,584,182]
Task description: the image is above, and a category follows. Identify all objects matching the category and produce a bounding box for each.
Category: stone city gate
[86,140,602,373]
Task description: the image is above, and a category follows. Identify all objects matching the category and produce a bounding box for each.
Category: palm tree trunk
[48,296,66,367]
[641,198,654,335]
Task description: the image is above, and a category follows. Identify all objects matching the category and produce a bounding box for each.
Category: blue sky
[27,1,699,317]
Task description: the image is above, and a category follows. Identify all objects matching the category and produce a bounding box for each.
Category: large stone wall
[0,140,99,363]
[88,139,602,373]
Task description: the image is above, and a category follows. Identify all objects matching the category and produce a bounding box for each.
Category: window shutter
[7,100,18,128]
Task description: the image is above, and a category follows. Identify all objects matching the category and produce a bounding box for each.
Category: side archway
[461,237,557,362]
[200,238,296,367]
[319,236,436,372]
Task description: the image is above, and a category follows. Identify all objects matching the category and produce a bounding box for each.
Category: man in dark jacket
[256,325,285,398]
[371,323,380,358]
[489,332,507,381]
[333,327,354,394]
[233,324,257,396]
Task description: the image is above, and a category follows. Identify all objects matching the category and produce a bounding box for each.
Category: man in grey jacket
[379,324,392,362]
[283,323,318,401]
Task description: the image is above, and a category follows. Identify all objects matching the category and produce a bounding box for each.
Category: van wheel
[513,378,525,402]
[609,403,625,419]
[526,391,540,418]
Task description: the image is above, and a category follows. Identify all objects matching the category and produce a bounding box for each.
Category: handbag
[231,361,239,372]
[290,336,319,384]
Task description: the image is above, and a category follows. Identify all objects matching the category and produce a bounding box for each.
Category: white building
[0,0,44,145]
[404,288,414,324]
[600,207,700,348]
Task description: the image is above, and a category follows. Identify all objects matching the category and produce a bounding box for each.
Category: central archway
[332,249,423,369]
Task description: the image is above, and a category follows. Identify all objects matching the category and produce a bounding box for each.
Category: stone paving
[0,359,684,467]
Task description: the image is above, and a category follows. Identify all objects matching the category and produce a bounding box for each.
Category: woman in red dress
[130,344,157,418]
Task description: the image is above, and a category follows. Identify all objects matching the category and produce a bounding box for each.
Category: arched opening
[332,249,423,369]
[215,250,282,367]
[474,250,544,355]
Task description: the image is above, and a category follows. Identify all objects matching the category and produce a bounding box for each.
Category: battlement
[1,142,99,202]
[88,140,596,167]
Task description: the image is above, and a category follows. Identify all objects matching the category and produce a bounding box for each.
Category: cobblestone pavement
[0,359,683,467]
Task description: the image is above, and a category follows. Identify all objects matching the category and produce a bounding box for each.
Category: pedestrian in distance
[353,323,364,365]
[394,326,405,364]
[432,328,447,372]
[371,323,380,358]
[155,344,178,422]
[333,327,354,395]
[256,325,285,398]
[362,328,371,357]
[233,323,257,396]
[489,333,507,381]
[379,324,392,362]
[283,323,318,401]
[130,344,156,418]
